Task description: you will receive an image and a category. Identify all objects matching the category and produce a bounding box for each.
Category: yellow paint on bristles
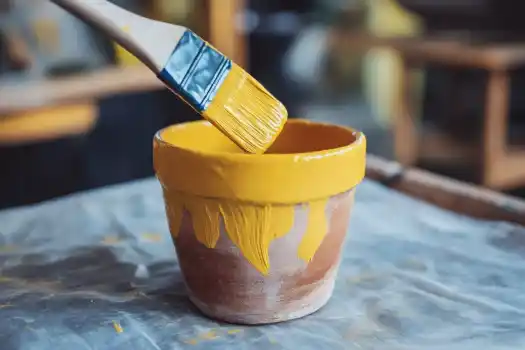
[203,63,288,154]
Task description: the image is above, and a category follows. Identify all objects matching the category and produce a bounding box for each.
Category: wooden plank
[0,66,163,115]
[366,154,525,226]
[329,32,525,70]
[393,58,418,165]
[483,70,510,187]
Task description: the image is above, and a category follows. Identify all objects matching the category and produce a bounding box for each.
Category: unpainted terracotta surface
[170,190,356,324]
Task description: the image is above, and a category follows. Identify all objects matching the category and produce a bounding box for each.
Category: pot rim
[154,119,366,204]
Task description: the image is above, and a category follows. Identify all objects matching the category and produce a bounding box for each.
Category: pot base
[188,277,336,325]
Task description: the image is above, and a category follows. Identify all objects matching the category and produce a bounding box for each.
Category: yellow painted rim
[154,119,366,204]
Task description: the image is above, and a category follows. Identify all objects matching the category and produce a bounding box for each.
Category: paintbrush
[51,0,288,154]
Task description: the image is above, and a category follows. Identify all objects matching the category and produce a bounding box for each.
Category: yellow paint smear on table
[141,233,163,242]
[166,192,329,275]
[199,330,218,340]
[184,330,219,345]
[203,63,287,154]
[184,339,198,345]
[112,321,123,333]
[101,236,122,245]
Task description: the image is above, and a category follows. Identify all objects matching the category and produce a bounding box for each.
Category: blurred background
[1,0,525,209]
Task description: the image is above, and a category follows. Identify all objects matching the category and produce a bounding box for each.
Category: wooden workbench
[329,31,525,190]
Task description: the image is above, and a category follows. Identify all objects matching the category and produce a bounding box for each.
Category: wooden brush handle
[51,0,157,70]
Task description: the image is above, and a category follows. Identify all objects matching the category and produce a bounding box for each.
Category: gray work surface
[0,178,524,350]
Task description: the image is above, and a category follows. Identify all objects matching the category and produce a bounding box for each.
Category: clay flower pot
[154,119,366,324]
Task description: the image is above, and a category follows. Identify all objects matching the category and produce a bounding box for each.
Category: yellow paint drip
[167,192,295,275]
[165,191,335,274]
[220,200,294,275]
[298,199,329,262]
[185,197,221,248]
[164,197,183,238]
[203,64,288,154]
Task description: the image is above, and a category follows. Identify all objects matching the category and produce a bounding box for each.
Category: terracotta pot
[154,119,366,324]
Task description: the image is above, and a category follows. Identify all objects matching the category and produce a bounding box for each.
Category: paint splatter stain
[183,329,240,345]
[141,233,163,242]
[199,330,218,340]
[112,321,123,333]
[268,336,278,344]
[184,339,198,345]
[0,304,12,309]
[102,236,122,245]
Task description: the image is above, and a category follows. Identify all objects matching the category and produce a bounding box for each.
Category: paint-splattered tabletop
[0,178,524,349]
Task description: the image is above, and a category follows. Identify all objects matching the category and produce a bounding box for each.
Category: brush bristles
[203,64,288,154]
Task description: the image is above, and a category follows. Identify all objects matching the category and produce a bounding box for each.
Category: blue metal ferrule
[159,30,232,112]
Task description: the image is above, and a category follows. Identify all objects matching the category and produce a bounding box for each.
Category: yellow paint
[32,19,59,54]
[268,336,278,344]
[155,120,366,204]
[165,192,294,274]
[141,233,163,242]
[101,236,122,245]
[227,329,243,335]
[112,321,123,333]
[203,63,288,154]
[184,339,198,345]
[115,43,141,66]
[220,201,294,273]
[155,120,366,274]
[164,198,183,238]
[298,199,328,262]
[199,330,218,340]
[184,197,221,248]
[114,25,141,66]
[365,0,422,127]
